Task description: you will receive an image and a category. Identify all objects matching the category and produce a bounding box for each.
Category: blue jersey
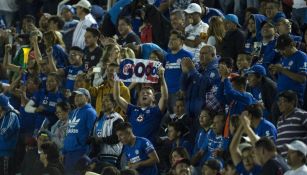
[200,130,230,165]
[31,90,65,126]
[39,73,47,90]
[140,43,167,60]
[236,161,262,175]
[123,137,158,175]
[64,65,85,91]
[127,104,163,145]
[165,49,193,93]
[193,128,210,166]
[254,118,277,142]
[277,51,307,103]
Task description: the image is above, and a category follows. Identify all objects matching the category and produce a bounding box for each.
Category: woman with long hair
[207,16,225,55]
[43,31,68,68]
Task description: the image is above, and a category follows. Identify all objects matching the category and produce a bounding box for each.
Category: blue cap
[224,14,241,27]
[0,94,11,109]
[246,64,266,76]
[62,5,75,15]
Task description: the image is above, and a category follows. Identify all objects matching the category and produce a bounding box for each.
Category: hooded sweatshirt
[245,14,267,53]
[63,103,96,154]
[0,110,20,156]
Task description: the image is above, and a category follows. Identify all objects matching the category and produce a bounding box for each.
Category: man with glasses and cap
[63,88,96,175]
[0,94,20,175]
[285,140,307,175]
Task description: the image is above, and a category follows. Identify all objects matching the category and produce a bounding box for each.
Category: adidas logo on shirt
[67,116,80,134]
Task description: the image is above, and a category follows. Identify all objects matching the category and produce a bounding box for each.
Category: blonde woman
[120,47,135,59]
[207,16,225,54]
[91,44,121,87]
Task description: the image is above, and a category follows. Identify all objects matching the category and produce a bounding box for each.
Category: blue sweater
[63,104,96,154]
[244,14,267,53]
[0,110,20,156]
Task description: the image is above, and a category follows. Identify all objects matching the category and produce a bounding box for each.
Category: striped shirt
[276,108,307,157]
[72,14,97,49]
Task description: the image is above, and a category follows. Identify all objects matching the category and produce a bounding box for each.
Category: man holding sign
[113,65,168,145]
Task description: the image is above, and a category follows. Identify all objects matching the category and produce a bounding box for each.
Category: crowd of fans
[0,0,307,175]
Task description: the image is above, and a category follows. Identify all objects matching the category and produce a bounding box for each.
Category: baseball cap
[0,94,12,110]
[73,0,91,11]
[246,64,267,76]
[74,88,91,99]
[285,140,307,156]
[239,142,253,152]
[224,14,241,27]
[276,34,293,50]
[184,3,202,14]
[204,159,222,171]
[62,5,75,14]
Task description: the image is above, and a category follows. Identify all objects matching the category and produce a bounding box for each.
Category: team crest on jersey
[146,110,150,114]
[288,61,293,66]
[137,115,144,122]
[210,72,215,78]
[135,149,139,155]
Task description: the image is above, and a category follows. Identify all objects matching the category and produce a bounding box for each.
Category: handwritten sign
[115,59,161,83]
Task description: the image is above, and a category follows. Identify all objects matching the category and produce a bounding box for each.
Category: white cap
[85,172,100,175]
[184,3,202,14]
[285,140,307,156]
[73,0,91,10]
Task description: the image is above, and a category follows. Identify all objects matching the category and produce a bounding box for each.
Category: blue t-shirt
[64,65,85,91]
[127,104,163,145]
[140,43,167,60]
[277,51,307,103]
[200,130,230,165]
[254,118,277,142]
[31,90,65,126]
[236,161,262,175]
[123,137,158,175]
[165,49,193,93]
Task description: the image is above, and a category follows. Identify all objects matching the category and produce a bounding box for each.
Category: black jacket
[221,29,246,65]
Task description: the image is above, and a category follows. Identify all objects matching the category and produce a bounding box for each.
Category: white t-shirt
[293,0,307,9]
[285,165,307,175]
[183,21,209,62]
[0,0,18,12]
[72,14,97,49]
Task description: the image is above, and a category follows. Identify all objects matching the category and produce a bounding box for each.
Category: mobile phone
[93,67,101,73]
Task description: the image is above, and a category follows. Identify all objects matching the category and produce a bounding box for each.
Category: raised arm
[229,124,244,166]
[3,44,20,72]
[47,47,65,76]
[113,80,129,112]
[240,111,260,146]
[158,67,168,112]
[31,35,43,63]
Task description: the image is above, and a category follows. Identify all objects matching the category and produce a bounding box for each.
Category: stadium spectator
[254,137,289,174]
[72,0,98,49]
[276,90,307,157]
[115,122,160,175]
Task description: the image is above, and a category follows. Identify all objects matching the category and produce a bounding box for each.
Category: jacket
[63,104,97,154]
[89,81,130,116]
[0,110,20,156]
[93,112,123,163]
[181,59,220,118]
[245,14,267,53]
[221,29,245,66]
